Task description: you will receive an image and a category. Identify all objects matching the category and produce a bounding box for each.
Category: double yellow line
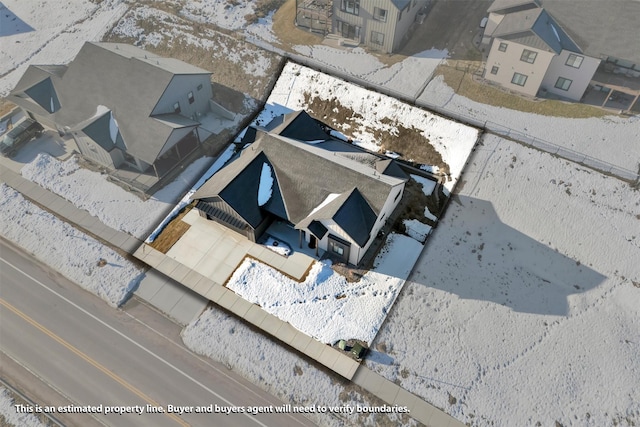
[0,298,189,427]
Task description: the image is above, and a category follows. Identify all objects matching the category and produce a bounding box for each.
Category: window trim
[490,65,499,75]
[498,42,508,52]
[565,53,584,69]
[371,30,384,46]
[340,0,359,15]
[554,76,572,91]
[187,91,195,104]
[173,102,181,113]
[511,72,528,86]
[373,7,387,22]
[520,49,537,64]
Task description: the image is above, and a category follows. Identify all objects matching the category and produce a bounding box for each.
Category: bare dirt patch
[104,8,283,102]
[271,0,324,49]
[302,92,451,174]
[148,203,194,253]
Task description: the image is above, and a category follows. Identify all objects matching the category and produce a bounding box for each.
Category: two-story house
[296,0,424,53]
[9,42,232,178]
[482,0,600,101]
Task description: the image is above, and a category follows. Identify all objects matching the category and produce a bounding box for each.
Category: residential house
[482,0,640,107]
[296,0,425,53]
[193,110,407,265]
[9,42,233,178]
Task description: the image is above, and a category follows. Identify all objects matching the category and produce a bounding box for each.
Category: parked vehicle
[0,118,43,157]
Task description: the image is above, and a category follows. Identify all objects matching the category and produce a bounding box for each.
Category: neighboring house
[296,0,425,53]
[482,0,640,106]
[482,0,599,100]
[8,42,232,177]
[194,110,407,266]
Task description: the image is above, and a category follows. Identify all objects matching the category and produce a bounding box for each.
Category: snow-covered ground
[0,0,127,97]
[368,134,640,426]
[182,307,418,427]
[21,153,212,240]
[421,74,640,173]
[244,61,479,192]
[228,233,423,345]
[0,388,44,427]
[0,184,143,307]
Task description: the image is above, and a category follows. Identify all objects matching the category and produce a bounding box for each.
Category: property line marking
[0,253,271,427]
[0,298,188,427]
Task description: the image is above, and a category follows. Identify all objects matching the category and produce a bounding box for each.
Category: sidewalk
[1,162,465,427]
[0,163,208,325]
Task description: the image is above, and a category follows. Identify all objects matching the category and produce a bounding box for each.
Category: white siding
[151,74,212,119]
[73,132,117,168]
[541,50,600,101]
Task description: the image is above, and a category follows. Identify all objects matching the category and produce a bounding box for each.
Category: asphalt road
[0,239,316,427]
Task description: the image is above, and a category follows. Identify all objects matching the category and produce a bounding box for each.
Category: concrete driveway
[400,0,492,59]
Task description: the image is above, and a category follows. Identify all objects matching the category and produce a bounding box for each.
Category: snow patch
[257,162,273,206]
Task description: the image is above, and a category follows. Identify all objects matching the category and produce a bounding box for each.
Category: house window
[398,10,402,21]
[394,189,402,202]
[336,20,360,39]
[197,83,203,91]
[413,0,417,7]
[566,53,583,68]
[188,91,195,104]
[520,49,537,64]
[371,31,384,46]
[511,72,527,86]
[555,77,572,91]
[173,102,181,113]
[331,243,344,256]
[490,65,499,75]
[373,7,387,22]
[341,0,359,15]
[498,42,508,52]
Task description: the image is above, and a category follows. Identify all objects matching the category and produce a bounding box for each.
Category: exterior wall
[391,0,421,52]
[481,12,504,46]
[333,0,421,53]
[305,182,405,265]
[484,38,555,96]
[73,131,118,169]
[151,74,212,120]
[540,50,600,101]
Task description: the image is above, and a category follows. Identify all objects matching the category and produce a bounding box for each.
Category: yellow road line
[0,298,188,427]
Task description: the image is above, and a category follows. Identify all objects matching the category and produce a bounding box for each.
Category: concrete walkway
[0,163,209,324]
[1,162,465,427]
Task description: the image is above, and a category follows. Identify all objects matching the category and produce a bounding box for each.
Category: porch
[584,65,640,112]
[296,0,332,35]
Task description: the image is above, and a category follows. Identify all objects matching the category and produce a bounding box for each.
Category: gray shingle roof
[488,0,540,13]
[493,8,579,53]
[9,42,212,165]
[542,0,640,64]
[195,121,406,246]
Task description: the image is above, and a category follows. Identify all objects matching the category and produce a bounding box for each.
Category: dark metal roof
[332,189,378,247]
[265,110,329,142]
[308,220,328,239]
[194,117,406,246]
[376,159,408,180]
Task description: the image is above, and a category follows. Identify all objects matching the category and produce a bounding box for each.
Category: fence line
[240,41,640,183]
